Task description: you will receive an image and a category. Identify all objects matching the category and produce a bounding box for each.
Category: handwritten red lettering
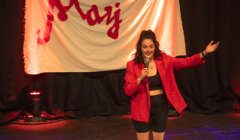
[37,0,122,45]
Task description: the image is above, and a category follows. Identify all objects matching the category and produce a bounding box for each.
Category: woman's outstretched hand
[201,41,220,59]
[204,41,220,55]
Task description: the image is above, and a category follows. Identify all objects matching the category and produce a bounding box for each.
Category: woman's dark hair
[134,30,162,64]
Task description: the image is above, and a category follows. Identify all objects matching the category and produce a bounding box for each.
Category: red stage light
[26,91,46,122]
[227,112,240,119]
[29,91,41,95]
[119,115,131,120]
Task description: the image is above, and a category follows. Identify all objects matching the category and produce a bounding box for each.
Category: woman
[123,30,219,140]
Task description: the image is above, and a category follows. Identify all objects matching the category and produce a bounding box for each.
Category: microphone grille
[145,58,150,63]
[145,58,150,68]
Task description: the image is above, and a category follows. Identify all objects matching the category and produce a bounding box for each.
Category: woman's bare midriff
[149,89,164,96]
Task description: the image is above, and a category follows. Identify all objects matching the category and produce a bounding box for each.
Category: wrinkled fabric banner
[24,0,185,74]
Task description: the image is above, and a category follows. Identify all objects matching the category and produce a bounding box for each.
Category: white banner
[24,0,186,74]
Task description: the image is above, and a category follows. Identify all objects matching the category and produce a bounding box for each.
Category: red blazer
[124,53,205,123]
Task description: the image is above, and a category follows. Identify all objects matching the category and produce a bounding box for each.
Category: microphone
[145,58,150,68]
[144,58,150,112]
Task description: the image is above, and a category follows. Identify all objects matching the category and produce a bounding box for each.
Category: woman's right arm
[124,62,145,97]
[123,62,138,97]
[124,62,148,97]
[137,74,144,86]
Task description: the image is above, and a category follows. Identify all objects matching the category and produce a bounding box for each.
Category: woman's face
[141,39,155,60]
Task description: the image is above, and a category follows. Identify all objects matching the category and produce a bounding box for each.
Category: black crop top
[148,71,163,91]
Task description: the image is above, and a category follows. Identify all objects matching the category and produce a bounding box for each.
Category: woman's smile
[141,39,155,60]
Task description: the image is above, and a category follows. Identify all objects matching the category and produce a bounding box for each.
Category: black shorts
[132,94,168,133]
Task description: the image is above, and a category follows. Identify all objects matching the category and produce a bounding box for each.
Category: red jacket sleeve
[168,53,206,71]
[123,61,139,97]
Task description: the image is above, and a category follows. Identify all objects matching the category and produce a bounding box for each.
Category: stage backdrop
[24,0,186,74]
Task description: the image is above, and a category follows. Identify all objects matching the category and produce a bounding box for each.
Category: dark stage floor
[0,111,240,140]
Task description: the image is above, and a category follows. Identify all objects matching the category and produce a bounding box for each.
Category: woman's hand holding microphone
[137,68,148,86]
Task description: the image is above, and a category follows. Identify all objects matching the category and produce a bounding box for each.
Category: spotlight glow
[29,91,41,95]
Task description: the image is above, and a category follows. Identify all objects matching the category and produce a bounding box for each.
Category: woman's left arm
[170,40,219,70]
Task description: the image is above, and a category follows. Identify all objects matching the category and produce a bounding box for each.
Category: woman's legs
[134,94,168,140]
[136,132,150,140]
[133,119,150,140]
[136,131,165,140]
[150,94,168,140]
[152,131,165,140]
